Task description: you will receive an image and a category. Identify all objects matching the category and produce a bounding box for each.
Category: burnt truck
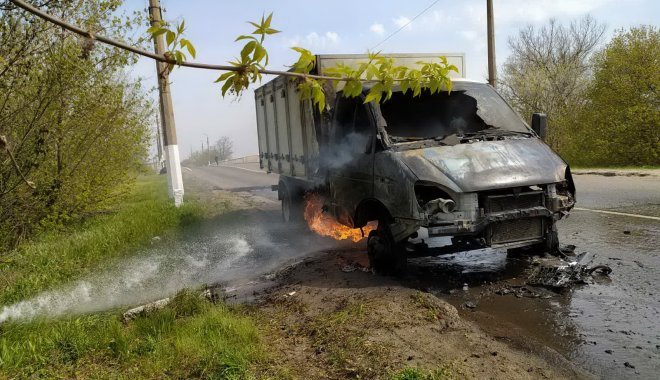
[254,53,575,273]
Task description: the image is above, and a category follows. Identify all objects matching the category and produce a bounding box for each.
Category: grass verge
[0,175,263,378]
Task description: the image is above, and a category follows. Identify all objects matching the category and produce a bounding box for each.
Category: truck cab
[323,79,575,273]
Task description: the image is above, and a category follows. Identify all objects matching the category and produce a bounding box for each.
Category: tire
[367,223,407,275]
[507,218,559,256]
[280,182,303,223]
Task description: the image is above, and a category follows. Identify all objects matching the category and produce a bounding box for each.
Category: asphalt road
[189,164,279,194]
[192,164,659,379]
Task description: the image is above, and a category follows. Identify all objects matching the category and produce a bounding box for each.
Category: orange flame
[303,194,377,242]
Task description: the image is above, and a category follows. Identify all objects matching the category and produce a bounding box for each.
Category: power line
[371,0,441,51]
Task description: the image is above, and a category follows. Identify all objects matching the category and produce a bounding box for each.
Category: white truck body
[254,53,466,177]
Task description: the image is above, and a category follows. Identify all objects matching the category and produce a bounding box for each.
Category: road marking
[218,165,271,174]
[182,167,192,172]
[574,207,660,221]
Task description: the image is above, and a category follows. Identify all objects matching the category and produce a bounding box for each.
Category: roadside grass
[390,366,452,380]
[1,175,204,305]
[0,291,262,378]
[0,175,263,378]
[570,165,660,170]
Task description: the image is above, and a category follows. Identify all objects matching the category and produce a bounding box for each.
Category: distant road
[188,163,279,192]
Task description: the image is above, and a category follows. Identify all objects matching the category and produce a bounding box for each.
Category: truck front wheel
[367,223,407,275]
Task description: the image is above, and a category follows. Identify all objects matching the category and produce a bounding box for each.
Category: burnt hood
[398,138,567,192]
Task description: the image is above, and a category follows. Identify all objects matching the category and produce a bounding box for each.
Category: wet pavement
[401,174,660,379]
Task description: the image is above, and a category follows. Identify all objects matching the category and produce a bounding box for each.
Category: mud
[246,249,589,379]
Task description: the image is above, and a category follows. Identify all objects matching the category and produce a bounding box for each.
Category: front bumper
[409,186,574,246]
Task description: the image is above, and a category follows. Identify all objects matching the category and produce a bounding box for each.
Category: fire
[303,194,377,242]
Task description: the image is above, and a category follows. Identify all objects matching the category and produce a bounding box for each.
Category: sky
[121,0,658,158]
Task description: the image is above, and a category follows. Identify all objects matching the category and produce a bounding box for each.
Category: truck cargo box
[254,53,466,178]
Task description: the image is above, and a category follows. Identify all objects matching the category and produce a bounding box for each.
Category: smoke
[319,132,370,169]
[0,211,343,323]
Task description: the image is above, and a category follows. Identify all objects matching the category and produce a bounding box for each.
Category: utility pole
[204,134,210,166]
[155,113,163,168]
[148,0,184,206]
[486,0,497,88]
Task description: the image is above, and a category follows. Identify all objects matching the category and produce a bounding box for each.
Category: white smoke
[319,132,370,169]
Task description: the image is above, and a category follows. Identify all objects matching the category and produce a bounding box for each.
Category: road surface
[189,164,659,379]
[188,164,278,195]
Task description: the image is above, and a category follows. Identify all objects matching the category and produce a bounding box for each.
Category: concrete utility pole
[155,113,163,168]
[204,134,210,166]
[148,0,184,206]
[487,0,497,88]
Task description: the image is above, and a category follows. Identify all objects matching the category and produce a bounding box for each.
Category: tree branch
[8,0,354,82]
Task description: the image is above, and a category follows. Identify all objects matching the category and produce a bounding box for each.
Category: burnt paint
[398,138,567,192]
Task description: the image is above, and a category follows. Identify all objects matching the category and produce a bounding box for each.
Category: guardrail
[221,155,259,164]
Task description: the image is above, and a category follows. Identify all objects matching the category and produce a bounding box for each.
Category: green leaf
[174,51,185,64]
[364,90,380,104]
[235,35,257,42]
[240,41,256,62]
[253,44,266,63]
[180,39,196,59]
[264,13,273,28]
[221,78,233,96]
[166,30,175,46]
[215,71,234,83]
[149,27,167,38]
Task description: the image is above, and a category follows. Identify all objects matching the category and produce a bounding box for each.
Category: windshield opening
[378,82,529,141]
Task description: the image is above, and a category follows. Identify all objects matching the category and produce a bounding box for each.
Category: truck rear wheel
[367,223,407,275]
[280,182,303,223]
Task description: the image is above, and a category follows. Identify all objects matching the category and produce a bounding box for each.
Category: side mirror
[531,113,547,140]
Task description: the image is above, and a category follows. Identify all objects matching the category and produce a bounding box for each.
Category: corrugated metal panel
[254,88,269,171]
[264,84,279,173]
[274,79,291,175]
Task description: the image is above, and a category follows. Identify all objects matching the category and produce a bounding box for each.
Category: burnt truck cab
[323,79,575,272]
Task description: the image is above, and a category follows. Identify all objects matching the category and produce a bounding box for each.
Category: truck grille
[484,191,544,213]
[488,217,544,245]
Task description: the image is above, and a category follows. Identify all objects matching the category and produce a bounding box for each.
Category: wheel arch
[354,198,394,228]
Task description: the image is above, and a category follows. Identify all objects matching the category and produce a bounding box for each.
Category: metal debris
[527,252,612,288]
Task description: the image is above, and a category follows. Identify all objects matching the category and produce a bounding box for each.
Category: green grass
[390,367,452,380]
[570,165,660,170]
[0,175,263,378]
[0,175,202,305]
[0,291,262,378]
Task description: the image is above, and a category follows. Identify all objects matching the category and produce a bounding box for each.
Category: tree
[0,1,152,249]
[499,16,606,150]
[565,26,659,166]
[214,136,233,161]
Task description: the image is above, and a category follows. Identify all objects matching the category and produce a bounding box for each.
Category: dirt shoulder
[248,250,591,379]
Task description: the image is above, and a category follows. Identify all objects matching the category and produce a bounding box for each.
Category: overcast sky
[121,0,658,158]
